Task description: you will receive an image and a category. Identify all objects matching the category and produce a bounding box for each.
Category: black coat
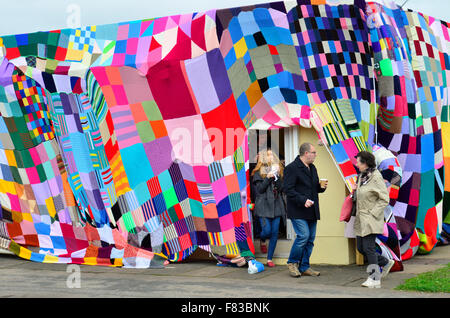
[252,171,286,221]
[283,156,325,220]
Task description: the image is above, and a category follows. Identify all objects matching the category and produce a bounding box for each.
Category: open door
[248,125,356,265]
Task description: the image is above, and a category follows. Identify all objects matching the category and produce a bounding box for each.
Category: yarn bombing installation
[0,0,448,270]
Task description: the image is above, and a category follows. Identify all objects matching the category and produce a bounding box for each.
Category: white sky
[0,0,448,36]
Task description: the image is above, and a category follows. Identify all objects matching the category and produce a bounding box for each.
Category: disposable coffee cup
[271,165,279,174]
[319,179,328,187]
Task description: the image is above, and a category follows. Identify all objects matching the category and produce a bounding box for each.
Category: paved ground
[0,244,448,300]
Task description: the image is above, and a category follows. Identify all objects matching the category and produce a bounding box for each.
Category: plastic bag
[247,259,265,274]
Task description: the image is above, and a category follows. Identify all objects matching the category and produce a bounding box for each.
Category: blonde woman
[251,149,286,267]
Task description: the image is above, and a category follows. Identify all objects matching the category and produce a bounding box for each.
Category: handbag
[340,194,354,222]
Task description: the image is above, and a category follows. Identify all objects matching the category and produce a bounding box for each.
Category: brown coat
[353,169,389,237]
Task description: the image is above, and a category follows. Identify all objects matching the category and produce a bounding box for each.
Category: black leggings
[356,234,389,267]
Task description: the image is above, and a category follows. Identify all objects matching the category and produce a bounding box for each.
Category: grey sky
[0,0,448,37]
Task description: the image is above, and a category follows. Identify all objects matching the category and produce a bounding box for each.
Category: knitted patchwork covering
[0,0,448,268]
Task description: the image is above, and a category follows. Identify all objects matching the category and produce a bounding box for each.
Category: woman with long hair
[251,149,286,267]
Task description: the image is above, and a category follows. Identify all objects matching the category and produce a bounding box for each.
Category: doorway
[248,125,355,264]
[248,128,291,242]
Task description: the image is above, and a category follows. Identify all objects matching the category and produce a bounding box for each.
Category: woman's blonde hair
[251,149,284,178]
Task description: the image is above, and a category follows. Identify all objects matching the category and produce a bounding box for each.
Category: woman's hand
[267,172,274,179]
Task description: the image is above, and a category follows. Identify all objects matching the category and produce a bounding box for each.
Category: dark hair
[355,151,376,169]
[299,142,312,156]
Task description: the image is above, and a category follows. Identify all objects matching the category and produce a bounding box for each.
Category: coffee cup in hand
[319,178,328,188]
[271,165,279,175]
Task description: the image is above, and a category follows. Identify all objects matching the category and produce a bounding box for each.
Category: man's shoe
[287,263,301,277]
[267,260,275,267]
[381,259,395,278]
[302,268,320,276]
[361,277,381,288]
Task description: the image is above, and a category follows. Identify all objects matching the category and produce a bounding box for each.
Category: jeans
[287,219,317,273]
[259,216,281,261]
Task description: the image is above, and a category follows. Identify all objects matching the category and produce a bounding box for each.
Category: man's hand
[305,199,314,208]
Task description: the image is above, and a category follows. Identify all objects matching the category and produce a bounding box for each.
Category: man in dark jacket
[283,142,328,278]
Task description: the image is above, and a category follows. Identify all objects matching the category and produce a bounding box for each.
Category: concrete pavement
[0,244,448,299]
